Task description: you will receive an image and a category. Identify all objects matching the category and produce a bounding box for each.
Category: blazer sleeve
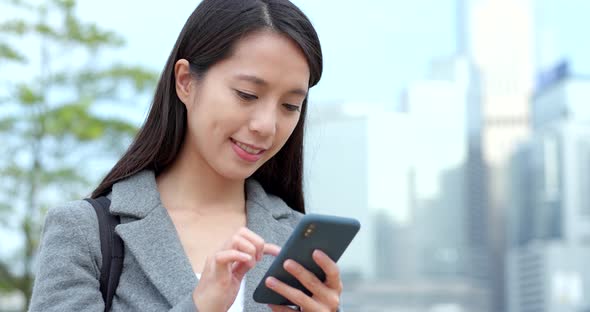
[28,200,104,311]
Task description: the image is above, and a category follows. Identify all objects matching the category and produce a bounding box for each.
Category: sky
[69,0,590,114]
[533,0,590,73]
[73,0,458,110]
[4,0,590,116]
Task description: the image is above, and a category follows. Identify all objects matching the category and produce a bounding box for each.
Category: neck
[156,142,245,216]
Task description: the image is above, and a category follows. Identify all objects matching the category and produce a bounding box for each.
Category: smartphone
[253,213,360,305]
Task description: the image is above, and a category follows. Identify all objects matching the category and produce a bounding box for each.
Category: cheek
[276,117,300,147]
[189,98,235,140]
[286,118,300,138]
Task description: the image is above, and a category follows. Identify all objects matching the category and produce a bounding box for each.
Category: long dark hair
[91,0,322,213]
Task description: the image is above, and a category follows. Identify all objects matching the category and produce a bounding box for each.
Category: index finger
[263,243,281,257]
[231,227,266,261]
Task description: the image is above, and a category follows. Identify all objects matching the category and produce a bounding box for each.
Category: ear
[174,59,193,107]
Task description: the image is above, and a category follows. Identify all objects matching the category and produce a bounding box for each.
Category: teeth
[234,140,262,154]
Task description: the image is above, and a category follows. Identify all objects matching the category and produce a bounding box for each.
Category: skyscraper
[469,0,535,310]
[506,69,590,312]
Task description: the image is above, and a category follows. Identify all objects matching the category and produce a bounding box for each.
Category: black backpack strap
[85,196,124,312]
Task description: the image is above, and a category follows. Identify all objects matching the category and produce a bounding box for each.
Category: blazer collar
[109,170,293,219]
[109,170,295,310]
[109,170,161,218]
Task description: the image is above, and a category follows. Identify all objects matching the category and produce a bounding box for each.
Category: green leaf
[0,19,30,35]
[0,42,27,63]
[1,0,35,11]
[50,64,157,95]
[0,260,17,291]
[16,84,43,105]
[0,116,17,132]
[43,100,91,138]
[33,22,61,39]
[102,64,158,91]
[42,99,138,141]
[51,0,75,11]
[63,13,124,49]
[0,165,28,181]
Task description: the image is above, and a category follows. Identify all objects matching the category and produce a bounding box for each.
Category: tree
[0,0,157,309]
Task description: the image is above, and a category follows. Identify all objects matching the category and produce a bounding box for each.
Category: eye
[283,103,301,112]
[235,90,258,101]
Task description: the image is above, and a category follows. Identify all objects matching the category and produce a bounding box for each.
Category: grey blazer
[29,170,304,311]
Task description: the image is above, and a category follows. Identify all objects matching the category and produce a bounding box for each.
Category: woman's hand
[266,250,343,312]
[192,227,280,312]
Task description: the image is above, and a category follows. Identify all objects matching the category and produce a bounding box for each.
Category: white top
[195,273,245,312]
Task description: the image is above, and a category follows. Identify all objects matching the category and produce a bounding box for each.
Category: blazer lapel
[109,170,196,307]
[243,180,297,311]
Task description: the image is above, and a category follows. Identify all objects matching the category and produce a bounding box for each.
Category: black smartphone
[253,213,360,305]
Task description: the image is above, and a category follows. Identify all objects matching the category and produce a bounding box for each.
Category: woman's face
[175,30,310,181]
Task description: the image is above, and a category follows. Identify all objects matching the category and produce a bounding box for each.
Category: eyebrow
[234,74,308,97]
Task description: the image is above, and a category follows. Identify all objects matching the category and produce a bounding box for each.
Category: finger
[265,276,319,310]
[264,243,281,257]
[232,259,256,280]
[283,259,328,301]
[236,227,266,261]
[313,250,343,292]
[232,238,281,279]
[268,304,298,311]
[231,235,258,261]
[214,250,252,266]
[213,250,252,278]
[232,243,280,280]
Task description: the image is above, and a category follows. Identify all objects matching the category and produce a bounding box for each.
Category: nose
[249,103,277,138]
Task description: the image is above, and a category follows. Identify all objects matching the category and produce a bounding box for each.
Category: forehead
[213,30,310,91]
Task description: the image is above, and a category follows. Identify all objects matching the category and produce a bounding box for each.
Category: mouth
[230,138,266,154]
[230,138,267,163]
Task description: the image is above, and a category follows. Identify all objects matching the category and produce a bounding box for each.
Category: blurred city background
[1,0,589,311]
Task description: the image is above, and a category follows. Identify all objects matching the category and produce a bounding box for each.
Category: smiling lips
[230,138,267,162]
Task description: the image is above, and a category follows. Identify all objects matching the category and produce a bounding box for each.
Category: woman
[29,0,343,311]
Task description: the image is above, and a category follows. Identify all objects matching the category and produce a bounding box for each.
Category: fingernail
[283,259,291,270]
[267,276,277,287]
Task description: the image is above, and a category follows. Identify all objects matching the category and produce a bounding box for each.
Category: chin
[216,165,259,181]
